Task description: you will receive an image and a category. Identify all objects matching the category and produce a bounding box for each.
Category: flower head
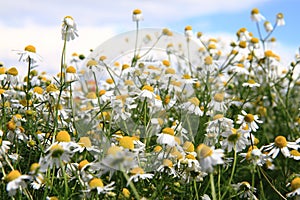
[251,8,265,22]
[237,110,263,132]
[132,9,143,22]
[61,16,78,41]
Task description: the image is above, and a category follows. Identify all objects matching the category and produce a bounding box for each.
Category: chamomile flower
[180,97,203,116]
[196,143,224,173]
[221,127,252,152]
[4,170,31,196]
[209,93,227,112]
[84,178,115,195]
[16,45,42,64]
[132,9,143,22]
[290,149,300,160]
[232,181,258,200]
[242,79,261,88]
[237,110,263,132]
[127,167,154,185]
[61,16,78,41]
[264,21,273,32]
[137,85,156,102]
[261,135,299,159]
[276,13,285,26]
[156,127,177,147]
[240,146,266,166]
[251,8,265,22]
[286,177,300,198]
[184,25,193,39]
[156,159,177,176]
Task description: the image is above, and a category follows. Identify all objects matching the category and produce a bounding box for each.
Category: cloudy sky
[1,0,299,76]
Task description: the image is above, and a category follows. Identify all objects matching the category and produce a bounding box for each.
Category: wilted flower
[61,16,78,41]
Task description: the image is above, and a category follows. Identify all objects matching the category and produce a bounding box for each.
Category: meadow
[0,8,299,199]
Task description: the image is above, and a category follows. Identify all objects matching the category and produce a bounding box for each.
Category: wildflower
[122,188,131,198]
[221,127,252,152]
[137,85,156,102]
[132,9,143,22]
[276,13,285,26]
[261,135,299,159]
[286,177,300,198]
[156,159,177,176]
[156,127,177,147]
[237,110,263,132]
[240,146,266,166]
[196,143,224,172]
[61,16,78,41]
[0,137,11,155]
[242,79,260,88]
[180,97,203,116]
[229,63,249,75]
[16,45,42,64]
[77,136,100,154]
[209,93,227,112]
[66,66,79,82]
[184,25,193,38]
[264,21,273,32]
[251,8,265,22]
[84,177,115,195]
[232,181,258,200]
[127,167,154,185]
[4,170,31,196]
[290,149,300,160]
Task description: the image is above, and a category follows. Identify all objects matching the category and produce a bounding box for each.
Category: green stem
[210,173,217,200]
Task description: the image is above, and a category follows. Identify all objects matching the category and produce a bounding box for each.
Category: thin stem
[210,173,217,200]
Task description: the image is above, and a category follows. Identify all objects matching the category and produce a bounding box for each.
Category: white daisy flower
[127,167,154,186]
[196,143,224,173]
[261,135,299,159]
[61,16,78,41]
[132,9,143,22]
[208,93,227,112]
[242,79,260,88]
[286,177,300,198]
[221,127,252,152]
[15,45,42,64]
[251,8,265,22]
[156,127,177,147]
[276,13,285,26]
[84,178,115,195]
[237,110,263,132]
[180,97,203,116]
[4,170,31,196]
[232,181,258,200]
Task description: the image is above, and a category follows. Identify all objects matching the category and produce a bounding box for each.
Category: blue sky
[0,0,299,76]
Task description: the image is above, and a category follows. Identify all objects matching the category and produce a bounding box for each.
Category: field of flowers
[0,8,299,200]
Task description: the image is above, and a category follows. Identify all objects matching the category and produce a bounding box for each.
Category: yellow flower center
[25,45,36,53]
[119,136,134,150]
[274,136,287,148]
[186,154,196,160]
[153,145,162,153]
[107,146,122,156]
[188,97,200,107]
[30,163,40,172]
[162,127,174,136]
[122,188,131,198]
[46,84,58,93]
[99,55,107,61]
[130,167,145,175]
[244,113,254,122]
[251,37,259,44]
[277,13,284,19]
[182,74,191,79]
[239,41,247,48]
[183,141,194,152]
[213,114,223,120]
[86,92,97,99]
[5,170,22,182]
[213,93,224,102]
[7,121,16,131]
[66,66,76,73]
[227,128,241,143]
[56,131,71,142]
[78,159,89,170]
[86,60,98,67]
[163,159,173,168]
[0,67,6,74]
[0,89,6,95]
[50,144,64,158]
[251,8,260,15]
[124,80,134,86]
[7,67,18,76]
[165,68,176,74]
[98,89,106,96]
[142,85,154,92]
[204,56,213,65]
[290,149,300,157]
[89,178,104,188]
[106,78,114,84]
[197,144,213,158]
[264,50,274,57]
[78,137,92,148]
[185,25,192,31]
[33,86,44,94]
[122,64,130,70]
[133,9,142,15]
[291,177,300,190]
